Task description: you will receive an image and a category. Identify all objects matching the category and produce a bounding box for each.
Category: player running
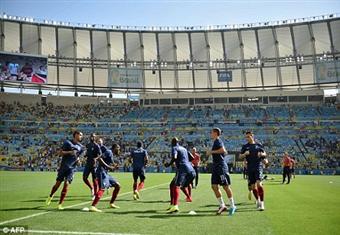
[243,160,253,201]
[206,127,236,216]
[90,140,121,212]
[164,138,196,213]
[129,141,149,200]
[239,131,268,211]
[46,131,84,210]
[83,133,101,199]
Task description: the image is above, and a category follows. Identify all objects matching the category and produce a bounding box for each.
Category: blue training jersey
[212,138,228,170]
[171,144,194,172]
[241,142,265,171]
[131,148,147,170]
[98,145,114,172]
[60,140,84,169]
[85,141,101,166]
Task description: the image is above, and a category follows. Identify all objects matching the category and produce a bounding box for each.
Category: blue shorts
[96,169,118,189]
[248,168,263,185]
[83,164,96,178]
[175,170,196,187]
[133,168,146,182]
[56,167,76,183]
[211,167,231,186]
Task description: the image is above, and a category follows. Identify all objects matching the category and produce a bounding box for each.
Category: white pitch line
[0,182,169,225]
[0,212,49,226]
[27,230,140,235]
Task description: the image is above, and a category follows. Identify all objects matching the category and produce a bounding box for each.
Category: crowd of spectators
[0,101,339,174]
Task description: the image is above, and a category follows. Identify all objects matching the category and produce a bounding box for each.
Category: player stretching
[164,138,195,213]
[240,131,267,211]
[129,141,149,200]
[83,133,101,199]
[206,127,236,216]
[90,141,121,212]
[46,131,84,210]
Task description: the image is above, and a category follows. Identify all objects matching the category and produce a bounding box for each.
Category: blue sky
[1,0,340,27]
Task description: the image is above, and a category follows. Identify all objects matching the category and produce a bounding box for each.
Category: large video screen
[217,70,232,82]
[0,52,48,84]
[108,68,143,88]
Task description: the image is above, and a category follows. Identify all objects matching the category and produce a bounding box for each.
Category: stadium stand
[1,101,339,175]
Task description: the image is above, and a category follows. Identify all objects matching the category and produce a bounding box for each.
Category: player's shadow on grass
[234,208,259,212]
[264,182,285,186]
[136,213,217,219]
[0,206,46,211]
[109,209,158,215]
[200,202,251,208]
[21,198,88,203]
[133,200,169,204]
[200,204,217,208]
[60,196,94,198]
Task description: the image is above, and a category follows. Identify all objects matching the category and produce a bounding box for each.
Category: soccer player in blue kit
[206,128,236,216]
[129,141,149,200]
[90,140,121,212]
[239,131,268,211]
[164,138,196,213]
[46,131,84,210]
[83,133,101,199]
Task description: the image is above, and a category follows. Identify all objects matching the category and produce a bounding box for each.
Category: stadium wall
[140,89,325,106]
[0,92,127,106]
[0,89,325,106]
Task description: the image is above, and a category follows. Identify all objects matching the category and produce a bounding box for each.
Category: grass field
[0,171,340,235]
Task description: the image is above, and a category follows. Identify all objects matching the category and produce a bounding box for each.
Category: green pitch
[0,171,339,235]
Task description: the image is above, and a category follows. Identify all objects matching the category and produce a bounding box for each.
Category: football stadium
[0,1,339,235]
